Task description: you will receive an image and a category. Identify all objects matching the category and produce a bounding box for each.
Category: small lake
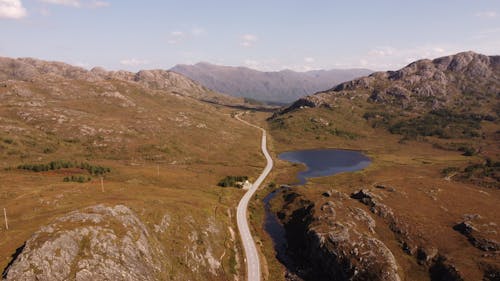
[279,149,371,185]
[263,148,371,274]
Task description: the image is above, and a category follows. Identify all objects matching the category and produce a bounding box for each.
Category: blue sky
[0,0,499,71]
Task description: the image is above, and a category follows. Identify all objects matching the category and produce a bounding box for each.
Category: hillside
[278,51,499,142]
[256,51,500,281]
[0,57,265,280]
[0,57,259,108]
[171,62,372,103]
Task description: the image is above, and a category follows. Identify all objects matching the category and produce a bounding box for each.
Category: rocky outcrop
[3,205,164,281]
[0,57,251,108]
[351,189,428,257]
[279,51,500,114]
[280,94,331,114]
[453,216,500,252]
[429,256,465,281]
[279,191,401,281]
[350,189,472,280]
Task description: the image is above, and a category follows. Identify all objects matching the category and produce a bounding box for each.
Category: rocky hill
[3,205,164,281]
[0,57,255,108]
[263,51,499,281]
[283,51,499,115]
[171,62,372,103]
[0,57,266,280]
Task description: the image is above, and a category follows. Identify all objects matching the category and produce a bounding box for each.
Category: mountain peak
[170,63,373,103]
[282,51,499,114]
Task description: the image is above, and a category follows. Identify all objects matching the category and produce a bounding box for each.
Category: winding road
[235,113,273,281]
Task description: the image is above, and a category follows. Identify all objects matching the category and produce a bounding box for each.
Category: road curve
[235,113,273,281]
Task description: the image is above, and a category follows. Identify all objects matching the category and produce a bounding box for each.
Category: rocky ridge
[282,51,499,114]
[0,57,252,107]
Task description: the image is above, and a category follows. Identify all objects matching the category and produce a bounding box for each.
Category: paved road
[235,114,273,281]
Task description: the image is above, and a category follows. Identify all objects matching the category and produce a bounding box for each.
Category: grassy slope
[0,78,265,280]
[246,103,499,280]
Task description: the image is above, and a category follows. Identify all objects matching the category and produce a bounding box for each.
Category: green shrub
[388,109,482,139]
[63,175,91,183]
[2,138,14,144]
[459,146,476,156]
[441,167,459,176]
[327,128,359,139]
[17,160,110,175]
[217,176,248,188]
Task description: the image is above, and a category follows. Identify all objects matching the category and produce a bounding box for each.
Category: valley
[0,51,498,281]
[0,58,266,280]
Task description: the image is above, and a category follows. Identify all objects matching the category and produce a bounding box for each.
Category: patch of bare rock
[3,205,164,281]
[278,190,401,281]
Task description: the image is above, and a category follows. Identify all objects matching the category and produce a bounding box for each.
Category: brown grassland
[243,106,499,281]
[0,76,267,280]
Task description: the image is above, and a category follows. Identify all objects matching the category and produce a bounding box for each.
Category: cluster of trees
[327,128,359,139]
[63,175,91,183]
[462,159,500,179]
[442,158,500,188]
[388,109,482,139]
[363,108,489,139]
[363,111,394,128]
[218,176,248,188]
[17,160,111,175]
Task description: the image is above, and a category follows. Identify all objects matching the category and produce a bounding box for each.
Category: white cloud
[40,0,110,8]
[88,0,109,8]
[304,57,315,63]
[356,45,460,69]
[240,41,252,47]
[120,58,149,66]
[240,34,258,47]
[41,0,80,7]
[74,61,90,68]
[475,11,497,19]
[368,46,396,57]
[191,27,204,36]
[171,31,184,37]
[243,59,260,69]
[0,0,27,19]
[167,27,205,45]
[242,34,257,41]
[168,31,186,44]
[242,58,318,72]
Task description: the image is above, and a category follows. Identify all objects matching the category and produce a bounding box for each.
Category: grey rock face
[4,205,163,281]
[453,219,500,252]
[0,57,247,107]
[282,191,401,281]
[281,51,500,113]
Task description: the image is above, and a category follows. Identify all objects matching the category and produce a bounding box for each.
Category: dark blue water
[263,149,371,269]
[279,149,371,185]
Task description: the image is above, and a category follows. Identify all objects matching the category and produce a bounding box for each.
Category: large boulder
[3,205,164,281]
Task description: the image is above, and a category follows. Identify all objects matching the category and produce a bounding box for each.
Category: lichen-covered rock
[281,191,401,281]
[453,218,500,252]
[278,51,500,115]
[3,205,164,281]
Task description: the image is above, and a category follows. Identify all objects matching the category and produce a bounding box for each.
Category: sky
[0,0,499,72]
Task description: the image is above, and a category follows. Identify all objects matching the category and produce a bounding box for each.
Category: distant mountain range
[170,62,372,104]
